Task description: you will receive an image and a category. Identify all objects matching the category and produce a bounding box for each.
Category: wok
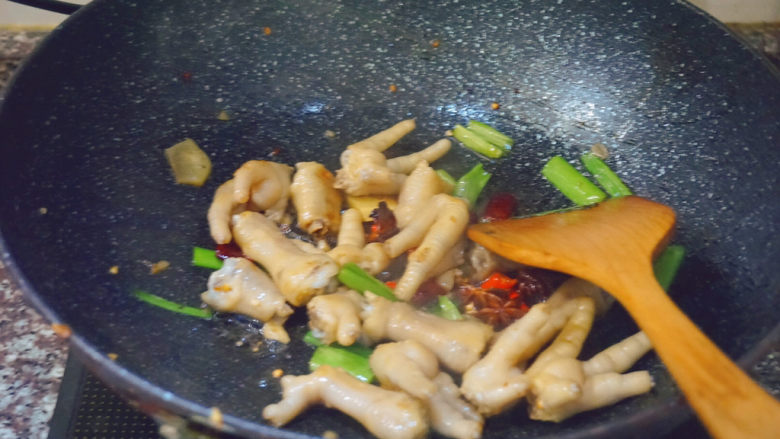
[1,0,778,437]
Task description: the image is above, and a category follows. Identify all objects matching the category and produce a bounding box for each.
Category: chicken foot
[371,341,484,439]
[232,211,339,306]
[383,194,470,301]
[263,365,428,439]
[460,278,590,416]
[201,257,293,343]
[328,208,390,275]
[290,161,342,236]
[362,293,493,373]
[307,289,365,346]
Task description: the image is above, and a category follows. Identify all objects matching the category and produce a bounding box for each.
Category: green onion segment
[309,345,375,383]
[436,169,457,188]
[304,331,374,383]
[653,245,686,291]
[452,124,505,158]
[192,246,223,270]
[541,156,606,206]
[338,263,398,301]
[432,296,462,320]
[467,120,514,150]
[580,153,632,197]
[132,290,212,318]
[454,163,492,207]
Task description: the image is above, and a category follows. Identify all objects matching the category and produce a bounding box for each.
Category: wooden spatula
[468,195,780,439]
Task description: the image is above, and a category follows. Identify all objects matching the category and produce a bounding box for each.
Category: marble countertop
[1,23,779,439]
[0,30,69,439]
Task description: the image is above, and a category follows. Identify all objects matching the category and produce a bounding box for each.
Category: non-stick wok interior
[0,0,778,437]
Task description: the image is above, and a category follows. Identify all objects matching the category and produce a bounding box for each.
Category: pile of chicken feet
[201,120,655,439]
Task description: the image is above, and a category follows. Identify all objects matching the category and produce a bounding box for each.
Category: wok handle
[8,0,80,15]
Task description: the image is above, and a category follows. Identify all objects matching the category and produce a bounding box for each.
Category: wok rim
[1,0,779,437]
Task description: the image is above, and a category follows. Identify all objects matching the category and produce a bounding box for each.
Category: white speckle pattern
[0,4,779,439]
[0,261,68,439]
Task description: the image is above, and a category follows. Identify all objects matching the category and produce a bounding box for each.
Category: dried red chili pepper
[365,201,399,242]
[410,278,447,307]
[215,242,245,260]
[481,192,518,222]
[480,271,518,290]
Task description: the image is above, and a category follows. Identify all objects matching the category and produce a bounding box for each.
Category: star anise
[457,268,565,329]
[458,285,529,329]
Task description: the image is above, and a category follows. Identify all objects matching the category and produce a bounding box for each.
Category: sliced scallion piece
[580,153,633,197]
[337,263,398,301]
[303,330,325,347]
[304,330,374,356]
[309,345,375,382]
[541,156,606,206]
[467,120,514,150]
[192,246,223,270]
[653,245,686,291]
[432,296,462,320]
[454,163,492,207]
[436,169,457,188]
[132,290,212,318]
[452,124,504,158]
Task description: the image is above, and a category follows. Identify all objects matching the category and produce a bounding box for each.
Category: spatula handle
[620,275,780,439]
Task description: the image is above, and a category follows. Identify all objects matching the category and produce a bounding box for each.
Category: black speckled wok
[1,0,778,438]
